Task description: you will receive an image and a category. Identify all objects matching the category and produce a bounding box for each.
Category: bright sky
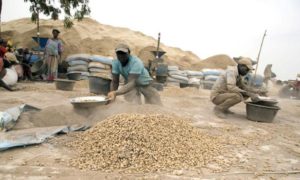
[2,0,300,80]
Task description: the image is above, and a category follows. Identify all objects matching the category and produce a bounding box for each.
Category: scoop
[70,96,109,108]
[255,96,278,106]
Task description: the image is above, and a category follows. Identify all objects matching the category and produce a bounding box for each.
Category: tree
[24,0,91,28]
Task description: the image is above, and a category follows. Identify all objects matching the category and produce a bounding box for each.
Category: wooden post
[252,30,267,85]
[156,32,161,58]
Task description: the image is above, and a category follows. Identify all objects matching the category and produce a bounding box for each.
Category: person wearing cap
[210,57,266,118]
[44,29,63,81]
[107,43,162,105]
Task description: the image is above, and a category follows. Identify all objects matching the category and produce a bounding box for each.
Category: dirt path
[0,82,300,179]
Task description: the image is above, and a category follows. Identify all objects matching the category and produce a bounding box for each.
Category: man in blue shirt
[107,43,162,105]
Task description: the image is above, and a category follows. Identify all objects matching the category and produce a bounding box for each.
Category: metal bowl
[70,96,109,108]
[256,96,278,106]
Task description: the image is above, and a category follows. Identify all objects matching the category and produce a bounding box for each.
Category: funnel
[151,50,166,58]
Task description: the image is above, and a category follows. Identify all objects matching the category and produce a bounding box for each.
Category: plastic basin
[246,102,280,123]
[88,76,111,95]
[67,72,81,81]
[31,60,45,75]
[179,83,189,88]
[54,79,76,91]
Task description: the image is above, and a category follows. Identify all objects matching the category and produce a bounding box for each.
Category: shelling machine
[148,33,168,83]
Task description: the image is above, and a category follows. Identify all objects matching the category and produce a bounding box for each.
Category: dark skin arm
[115,74,139,96]
[108,74,139,101]
[111,73,120,91]
[0,79,13,91]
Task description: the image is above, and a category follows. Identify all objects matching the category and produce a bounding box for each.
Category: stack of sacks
[167,66,188,84]
[66,54,90,79]
[243,73,264,88]
[201,69,223,89]
[202,69,223,82]
[185,70,204,85]
[88,55,113,79]
[188,77,200,86]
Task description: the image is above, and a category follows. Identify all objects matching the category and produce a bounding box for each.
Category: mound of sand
[2,18,201,69]
[69,113,223,172]
[137,46,168,68]
[192,54,237,70]
[2,18,239,70]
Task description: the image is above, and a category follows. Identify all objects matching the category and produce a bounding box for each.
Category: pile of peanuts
[69,113,224,173]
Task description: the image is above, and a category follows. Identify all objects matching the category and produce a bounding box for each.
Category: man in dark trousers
[107,43,162,105]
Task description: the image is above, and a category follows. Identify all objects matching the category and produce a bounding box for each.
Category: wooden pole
[252,30,267,85]
[156,32,161,58]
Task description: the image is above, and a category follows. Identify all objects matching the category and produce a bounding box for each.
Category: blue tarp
[32,37,49,50]
[0,125,89,151]
[25,54,41,63]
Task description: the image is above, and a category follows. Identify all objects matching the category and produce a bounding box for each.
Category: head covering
[52,29,60,33]
[115,43,130,53]
[238,57,254,70]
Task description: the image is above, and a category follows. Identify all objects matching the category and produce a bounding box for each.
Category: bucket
[156,76,167,83]
[88,76,111,95]
[156,63,168,76]
[189,84,200,89]
[246,102,280,123]
[179,83,189,88]
[31,60,45,75]
[67,72,81,81]
[55,79,76,91]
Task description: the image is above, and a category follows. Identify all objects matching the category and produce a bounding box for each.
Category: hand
[107,91,117,102]
[250,93,260,102]
[257,89,268,95]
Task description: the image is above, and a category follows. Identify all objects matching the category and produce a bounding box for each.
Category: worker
[0,39,7,58]
[210,57,266,118]
[44,29,63,81]
[107,43,162,105]
[263,64,273,85]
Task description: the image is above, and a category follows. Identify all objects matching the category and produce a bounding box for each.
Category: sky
[2,0,300,80]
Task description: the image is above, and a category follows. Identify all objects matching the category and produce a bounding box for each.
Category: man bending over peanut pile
[107,43,162,105]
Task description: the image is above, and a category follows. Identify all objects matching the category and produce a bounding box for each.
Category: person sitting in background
[44,29,63,81]
[263,64,274,86]
[4,46,19,65]
[210,57,267,118]
[0,39,7,58]
[107,43,162,105]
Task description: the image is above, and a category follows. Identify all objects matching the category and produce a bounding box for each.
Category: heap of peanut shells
[69,113,224,173]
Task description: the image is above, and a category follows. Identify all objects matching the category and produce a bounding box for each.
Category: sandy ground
[0,81,300,179]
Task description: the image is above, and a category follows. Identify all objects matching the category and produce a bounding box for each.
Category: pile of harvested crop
[69,113,224,172]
